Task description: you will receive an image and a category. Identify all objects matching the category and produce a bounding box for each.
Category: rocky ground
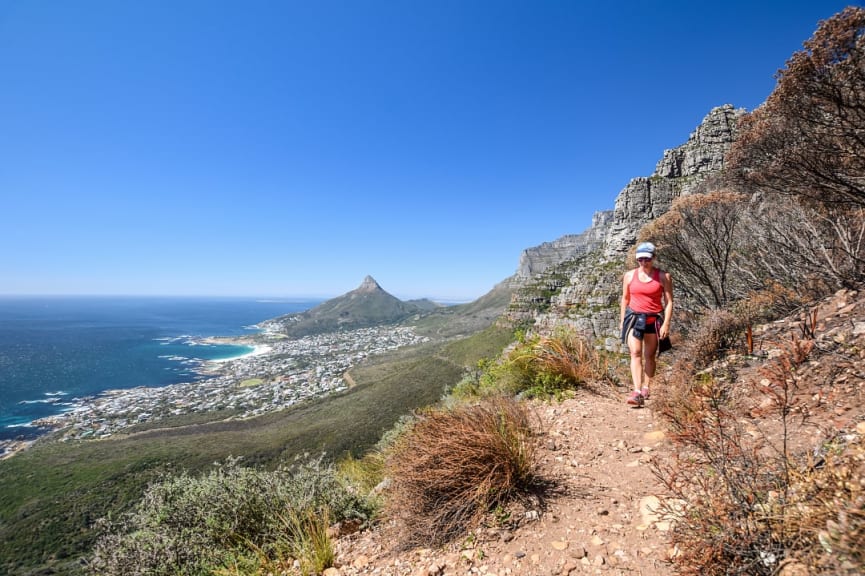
[323,287,865,576]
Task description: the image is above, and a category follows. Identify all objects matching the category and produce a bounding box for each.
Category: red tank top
[629,268,664,315]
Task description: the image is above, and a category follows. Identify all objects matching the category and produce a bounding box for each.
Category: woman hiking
[619,241,673,407]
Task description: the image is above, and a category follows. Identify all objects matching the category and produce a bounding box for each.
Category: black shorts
[630,314,658,340]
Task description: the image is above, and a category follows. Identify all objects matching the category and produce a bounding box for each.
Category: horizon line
[0,292,477,304]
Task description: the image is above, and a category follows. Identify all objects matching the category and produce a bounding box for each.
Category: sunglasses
[637,257,653,262]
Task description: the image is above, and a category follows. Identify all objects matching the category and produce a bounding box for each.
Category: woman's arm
[620,270,632,331]
[660,270,674,339]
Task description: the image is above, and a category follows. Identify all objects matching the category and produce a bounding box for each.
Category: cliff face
[516,210,613,279]
[602,104,745,257]
[507,104,745,343]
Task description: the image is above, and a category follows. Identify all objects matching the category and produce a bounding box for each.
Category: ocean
[0,296,318,441]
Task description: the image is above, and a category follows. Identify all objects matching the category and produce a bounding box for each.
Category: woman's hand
[659,323,670,339]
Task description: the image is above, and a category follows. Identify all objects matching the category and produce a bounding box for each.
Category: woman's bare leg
[642,332,659,395]
[628,333,644,392]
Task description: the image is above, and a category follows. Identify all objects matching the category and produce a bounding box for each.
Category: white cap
[635,242,655,259]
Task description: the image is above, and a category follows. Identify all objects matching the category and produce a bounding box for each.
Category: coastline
[0,298,327,460]
[204,340,273,363]
[3,326,429,458]
[1,337,263,439]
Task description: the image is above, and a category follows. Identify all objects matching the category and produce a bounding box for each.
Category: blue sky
[0,1,856,300]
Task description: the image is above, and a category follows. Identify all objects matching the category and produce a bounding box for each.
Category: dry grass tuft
[282,506,335,575]
[383,396,540,548]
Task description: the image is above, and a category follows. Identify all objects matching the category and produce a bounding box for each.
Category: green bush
[450,357,526,399]
[87,456,372,576]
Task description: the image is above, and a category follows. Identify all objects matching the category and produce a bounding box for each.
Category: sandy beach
[209,343,273,363]
[198,336,273,364]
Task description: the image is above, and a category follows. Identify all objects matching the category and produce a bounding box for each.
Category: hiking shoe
[627,390,644,407]
[641,387,650,400]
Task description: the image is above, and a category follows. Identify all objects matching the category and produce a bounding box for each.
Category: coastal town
[2,325,428,455]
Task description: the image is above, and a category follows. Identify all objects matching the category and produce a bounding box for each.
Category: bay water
[0,296,318,441]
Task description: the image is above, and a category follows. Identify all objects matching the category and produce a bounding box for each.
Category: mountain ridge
[261,275,436,338]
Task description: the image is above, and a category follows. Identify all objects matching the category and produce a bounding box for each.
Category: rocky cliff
[602,104,745,257]
[516,210,613,279]
[506,104,745,343]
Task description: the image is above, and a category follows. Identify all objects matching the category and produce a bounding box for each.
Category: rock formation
[506,104,745,343]
[354,275,383,294]
[516,211,613,279]
[602,104,745,258]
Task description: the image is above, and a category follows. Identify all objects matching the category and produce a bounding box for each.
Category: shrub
[726,7,865,286]
[336,451,386,504]
[88,456,372,576]
[454,329,617,400]
[384,396,540,548]
[727,7,865,210]
[653,333,865,575]
[449,357,513,399]
[732,282,807,328]
[656,419,865,576]
[685,307,749,368]
[640,190,751,310]
[785,437,865,575]
[653,372,790,575]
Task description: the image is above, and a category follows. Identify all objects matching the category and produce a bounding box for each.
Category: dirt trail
[333,390,676,576]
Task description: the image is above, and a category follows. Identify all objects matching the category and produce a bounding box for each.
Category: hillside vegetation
[0,324,514,575]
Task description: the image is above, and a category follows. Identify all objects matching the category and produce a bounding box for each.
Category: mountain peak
[356,275,382,293]
[264,274,423,337]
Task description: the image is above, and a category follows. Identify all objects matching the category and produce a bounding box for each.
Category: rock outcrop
[507,104,745,342]
[516,211,613,279]
[602,104,745,258]
[655,104,743,180]
[354,275,383,294]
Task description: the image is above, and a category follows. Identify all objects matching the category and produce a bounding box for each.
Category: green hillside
[0,298,514,575]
